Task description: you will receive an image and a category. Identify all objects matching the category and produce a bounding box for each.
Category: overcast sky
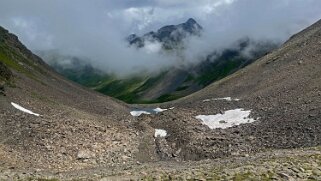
[1,0,321,74]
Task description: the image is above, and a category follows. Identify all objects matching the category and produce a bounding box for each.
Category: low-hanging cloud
[0,0,321,75]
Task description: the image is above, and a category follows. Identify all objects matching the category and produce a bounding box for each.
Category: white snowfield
[154,129,167,137]
[203,97,240,102]
[11,102,40,117]
[153,107,168,113]
[130,110,151,117]
[196,109,256,129]
[130,107,173,117]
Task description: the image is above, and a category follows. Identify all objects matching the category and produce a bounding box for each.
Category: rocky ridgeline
[127,18,202,49]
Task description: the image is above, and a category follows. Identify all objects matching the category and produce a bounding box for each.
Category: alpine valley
[38,19,278,103]
[0,7,321,181]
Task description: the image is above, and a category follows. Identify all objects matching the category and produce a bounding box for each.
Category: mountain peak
[186,18,197,24]
[128,18,203,48]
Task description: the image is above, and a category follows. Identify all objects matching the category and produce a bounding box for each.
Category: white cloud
[202,0,236,14]
[123,7,155,31]
[0,0,320,75]
[143,41,162,54]
[10,17,53,49]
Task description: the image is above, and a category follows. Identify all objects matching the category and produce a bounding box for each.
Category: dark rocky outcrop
[0,61,12,81]
[0,61,12,95]
[128,18,203,49]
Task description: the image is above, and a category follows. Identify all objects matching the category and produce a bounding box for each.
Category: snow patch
[153,107,168,113]
[130,107,174,117]
[154,129,167,137]
[130,110,151,117]
[202,99,211,102]
[11,102,40,117]
[196,109,255,129]
[203,97,240,102]
[213,97,233,101]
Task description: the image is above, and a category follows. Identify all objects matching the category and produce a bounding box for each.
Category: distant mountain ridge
[128,18,202,49]
[39,19,278,103]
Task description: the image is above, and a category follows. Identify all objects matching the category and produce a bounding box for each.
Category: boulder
[77,150,96,160]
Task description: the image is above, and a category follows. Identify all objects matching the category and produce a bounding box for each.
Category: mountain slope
[147,19,321,161]
[182,19,321,106]
[0,26,141,171]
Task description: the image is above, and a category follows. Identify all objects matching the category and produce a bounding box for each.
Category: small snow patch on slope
[130,110,151,117]
[203,97,240,102]
[213,97,240,101]
[11,102,40,117]
[196,109,255,129]
[153,107,168,113]
[130,107,174,117]
[154,129,167,137]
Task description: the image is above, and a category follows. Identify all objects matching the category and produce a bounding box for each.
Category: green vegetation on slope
[0,27,48,82]
[94,72,167,103]
[40,39,277,104]
[0,44,46,85]
[196,57,246,86]
[0,44,28,74]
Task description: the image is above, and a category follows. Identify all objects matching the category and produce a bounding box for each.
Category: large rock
[77,150,96,160]
[0,61,12,81]
[0,83,4,95]
[0,61,12,96]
